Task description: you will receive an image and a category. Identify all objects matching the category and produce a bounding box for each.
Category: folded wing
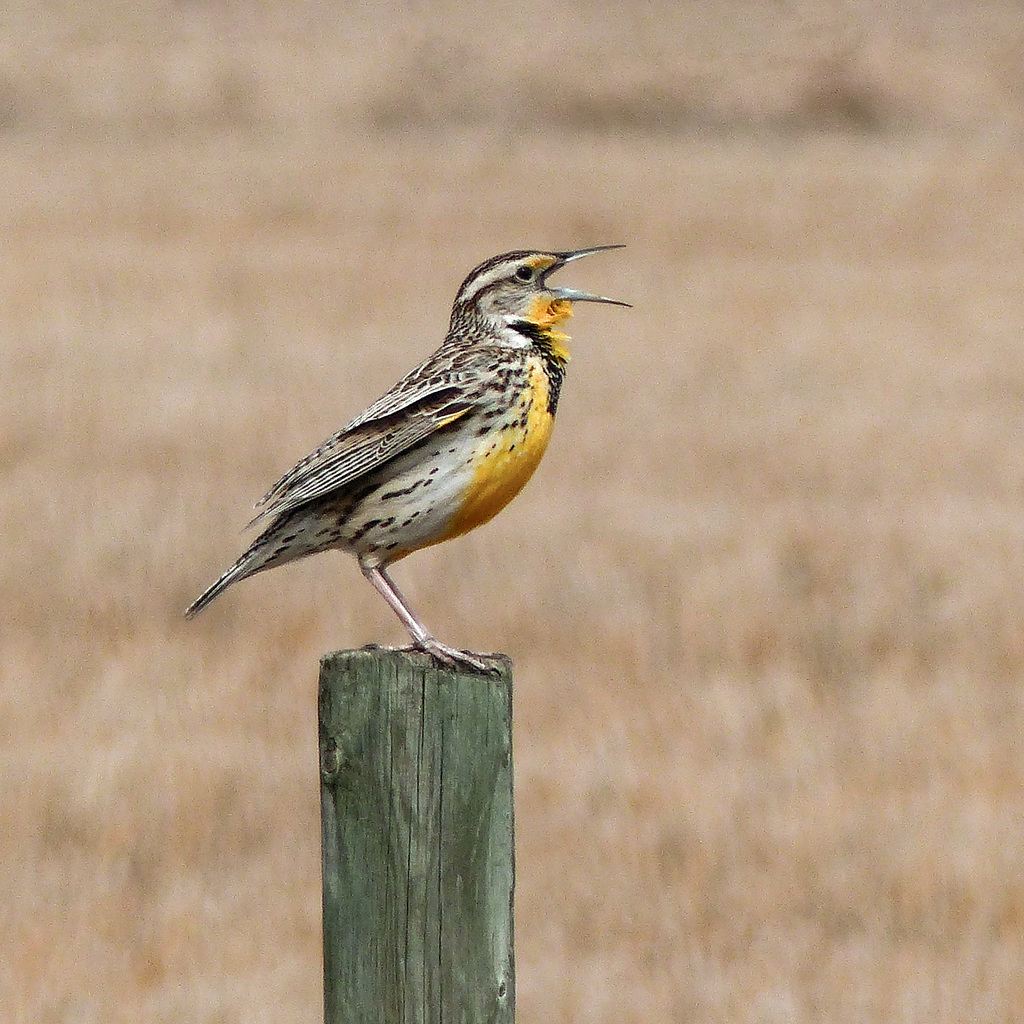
[249,366,479,527]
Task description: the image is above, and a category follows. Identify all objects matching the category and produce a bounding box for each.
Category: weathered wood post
[318,647,515,1024]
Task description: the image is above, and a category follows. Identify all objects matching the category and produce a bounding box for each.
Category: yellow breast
[440,359,555,541]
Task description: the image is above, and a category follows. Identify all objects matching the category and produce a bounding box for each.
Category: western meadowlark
[185,246,628,671]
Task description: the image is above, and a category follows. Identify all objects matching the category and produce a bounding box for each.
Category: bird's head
[448,246,629,357]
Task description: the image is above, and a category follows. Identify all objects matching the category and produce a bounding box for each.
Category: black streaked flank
[379,480,422,501]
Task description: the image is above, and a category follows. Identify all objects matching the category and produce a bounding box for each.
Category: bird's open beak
[546,245,631,307]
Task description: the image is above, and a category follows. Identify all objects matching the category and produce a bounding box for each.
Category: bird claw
[408,639,500,676]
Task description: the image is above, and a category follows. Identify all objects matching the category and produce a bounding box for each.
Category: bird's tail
[184,548,259,619]
[184,511,321,619]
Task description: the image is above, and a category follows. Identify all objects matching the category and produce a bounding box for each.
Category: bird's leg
[360,562,496,674]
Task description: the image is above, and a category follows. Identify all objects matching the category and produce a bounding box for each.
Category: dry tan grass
[7,3,1024,1022]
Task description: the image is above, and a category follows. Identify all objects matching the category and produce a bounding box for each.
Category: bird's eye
[515,265,534,282]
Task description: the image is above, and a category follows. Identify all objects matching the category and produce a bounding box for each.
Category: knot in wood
[320,736,343,782]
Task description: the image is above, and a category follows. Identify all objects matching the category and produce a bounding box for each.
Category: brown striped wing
[249,369,480,527]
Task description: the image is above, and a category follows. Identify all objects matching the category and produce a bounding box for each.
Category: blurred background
[6,1,1024,1021]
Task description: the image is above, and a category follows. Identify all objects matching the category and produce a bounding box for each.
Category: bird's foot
[406,638,499,676]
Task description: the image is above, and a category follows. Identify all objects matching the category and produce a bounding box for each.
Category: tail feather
[184,511,322,619]
[184,550,258,619]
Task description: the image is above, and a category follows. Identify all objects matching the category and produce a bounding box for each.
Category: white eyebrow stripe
[455,255,557,305]
[456,260,520,304]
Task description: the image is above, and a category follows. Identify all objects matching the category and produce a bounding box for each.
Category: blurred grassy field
[6,2,1024,1021]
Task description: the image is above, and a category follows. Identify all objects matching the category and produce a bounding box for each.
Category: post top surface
[320,645,513,680]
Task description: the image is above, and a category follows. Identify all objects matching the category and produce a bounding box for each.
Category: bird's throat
[530,296,573,328]
[524,297,573,364]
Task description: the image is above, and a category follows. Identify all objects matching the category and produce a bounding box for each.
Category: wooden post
[318,647,515,1024]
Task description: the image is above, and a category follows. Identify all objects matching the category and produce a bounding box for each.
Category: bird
[185,245,629,671]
